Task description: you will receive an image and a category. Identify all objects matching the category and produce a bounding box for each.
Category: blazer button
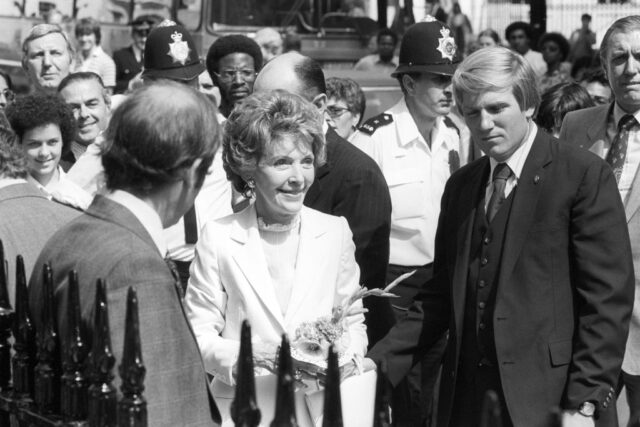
[603,401,608,408]
[479,322,486,330]
[479,280,486,288]
[483,236,491,244]
[478,302,486,309]
[481,257,488,266]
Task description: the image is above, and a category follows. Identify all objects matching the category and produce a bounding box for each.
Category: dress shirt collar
[105,189,167,256]
[131,44,143,63]
[391,98,457,152]
[70,141,88,160]
[488,121,538,182]
[0,177,27,190]
[613,102,640,128]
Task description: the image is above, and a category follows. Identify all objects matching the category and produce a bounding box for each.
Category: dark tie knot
[619,114,638,131]
[492,163,512,182]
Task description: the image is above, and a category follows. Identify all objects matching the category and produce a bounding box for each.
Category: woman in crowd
[0,70,14,110]
[74,17,116,90]
[5,93,91,209]
[536,82,594,137]
[185,90,369,425]
[326,77,366,141]
[538,32,572,94]
[477,28,501,48]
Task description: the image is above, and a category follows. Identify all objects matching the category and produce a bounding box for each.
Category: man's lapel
[452,158,489,341]
[499,131,553,284]
[583,103,613,157]
[625,165,640,221]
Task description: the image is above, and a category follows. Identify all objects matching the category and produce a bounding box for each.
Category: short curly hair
[539,32,570,62]
[101,80,220,193]
[536,82,594,135]
[0,126,27,179]
[223,90,326,197]
[206,35,263,76]
[5,93,76,153]
[326,77,366,125]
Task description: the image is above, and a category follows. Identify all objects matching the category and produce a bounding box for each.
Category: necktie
[606,114,637,183]
[486,163,513,223]
[184,205,198,244]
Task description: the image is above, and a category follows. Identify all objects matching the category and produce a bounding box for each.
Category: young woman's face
[22,123,63,185]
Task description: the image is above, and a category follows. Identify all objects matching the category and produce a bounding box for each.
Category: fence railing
[0,237,526,427]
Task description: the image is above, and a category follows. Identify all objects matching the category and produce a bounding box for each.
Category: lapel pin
[534,175,540,184]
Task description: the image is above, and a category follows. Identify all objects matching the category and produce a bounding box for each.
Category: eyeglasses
[326,105,350,117]
[1,89,15,103]
[214,69,256,82]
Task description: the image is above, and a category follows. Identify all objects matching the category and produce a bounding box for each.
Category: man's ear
[311,93,327,112]
[402,74,415,95]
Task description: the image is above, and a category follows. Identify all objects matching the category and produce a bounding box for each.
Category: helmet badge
[168,31,190,65]
[436,27,457,61]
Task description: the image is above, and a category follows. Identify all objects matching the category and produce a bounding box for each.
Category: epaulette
[443,116,460,136]
[358,113,393,136]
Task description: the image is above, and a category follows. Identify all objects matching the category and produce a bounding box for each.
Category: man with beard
[57,72,110,176]
[352,17,461,426]
[206,35,262,119]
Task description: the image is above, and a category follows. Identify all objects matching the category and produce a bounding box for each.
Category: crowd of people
[1,5,640,427]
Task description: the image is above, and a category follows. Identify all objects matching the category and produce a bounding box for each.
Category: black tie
[606,114,637,183]
[487,163,512,223]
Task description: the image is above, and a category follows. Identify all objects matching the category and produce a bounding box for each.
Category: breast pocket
[386,168,427,221]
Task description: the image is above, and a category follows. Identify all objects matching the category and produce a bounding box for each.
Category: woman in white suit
[184,90,369,426]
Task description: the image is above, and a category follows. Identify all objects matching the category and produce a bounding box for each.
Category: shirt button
[478,302,486,309]
[479,322,486,330]
[481,257,488,266]
[479,280,486,288]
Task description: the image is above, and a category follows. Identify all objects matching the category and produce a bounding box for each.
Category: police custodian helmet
[141,20,205,82]
[391,16,461,78]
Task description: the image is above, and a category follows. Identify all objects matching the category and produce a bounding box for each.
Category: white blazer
[184,204,368,388]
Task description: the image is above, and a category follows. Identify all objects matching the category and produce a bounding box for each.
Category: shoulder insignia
[443,116,460,136]
[358,113,393,136]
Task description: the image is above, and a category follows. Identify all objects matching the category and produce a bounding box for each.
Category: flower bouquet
[290,271,415,373]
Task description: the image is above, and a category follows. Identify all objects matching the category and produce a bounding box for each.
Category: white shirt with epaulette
[351,98,460,266]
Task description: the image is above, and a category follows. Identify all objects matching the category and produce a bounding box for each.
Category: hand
[252,342,279,373]
[562,410,595,427]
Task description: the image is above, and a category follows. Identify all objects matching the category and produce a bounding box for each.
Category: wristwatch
[578,401,596,417]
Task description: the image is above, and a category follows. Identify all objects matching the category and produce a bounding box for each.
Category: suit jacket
[0,182,78,307]
[113,46,142,94]
[561,104,640,376]
[305,127,393,347]
[369,130,634,427]
[185,204,368,389]
[28,196,216,426]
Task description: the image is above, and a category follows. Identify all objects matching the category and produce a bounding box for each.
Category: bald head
[254,52,326,101]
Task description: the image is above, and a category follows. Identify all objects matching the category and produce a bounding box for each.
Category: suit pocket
[548,339,572,367]
[387,168,427,220]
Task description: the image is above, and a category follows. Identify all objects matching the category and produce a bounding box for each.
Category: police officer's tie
[606,114,638,183]
[487,163,513,222]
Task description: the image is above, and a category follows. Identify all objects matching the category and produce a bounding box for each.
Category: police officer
[352,17,461,426]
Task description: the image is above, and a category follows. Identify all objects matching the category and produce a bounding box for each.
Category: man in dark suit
[29,82,220,426]
[0,127,77,307]
[253,52,394,348]
[366,46,634,427]
[113,15,161,94]
[560,15,640,424]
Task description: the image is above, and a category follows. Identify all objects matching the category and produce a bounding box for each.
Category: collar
[132,44,143,62]
[489,121,538,181]
[70,141,88,159]
[26,166,63,195]
[613,102,640,127]
[390,98,457,152]
[104,189,166,256]
[0,177,27,190]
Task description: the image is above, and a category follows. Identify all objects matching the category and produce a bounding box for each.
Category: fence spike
[231,320,260,427]
[88,278,117,426]
[0,240,10,310]
[12,255,35,398]
[118,286,147,427]
[321,345,343,427]
[270,334,298,427]
[61,270,88,421]
[0,240,14,392]
[373,361,391,427]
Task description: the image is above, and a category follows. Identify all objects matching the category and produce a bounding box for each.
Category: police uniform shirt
[352,98,460,266]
